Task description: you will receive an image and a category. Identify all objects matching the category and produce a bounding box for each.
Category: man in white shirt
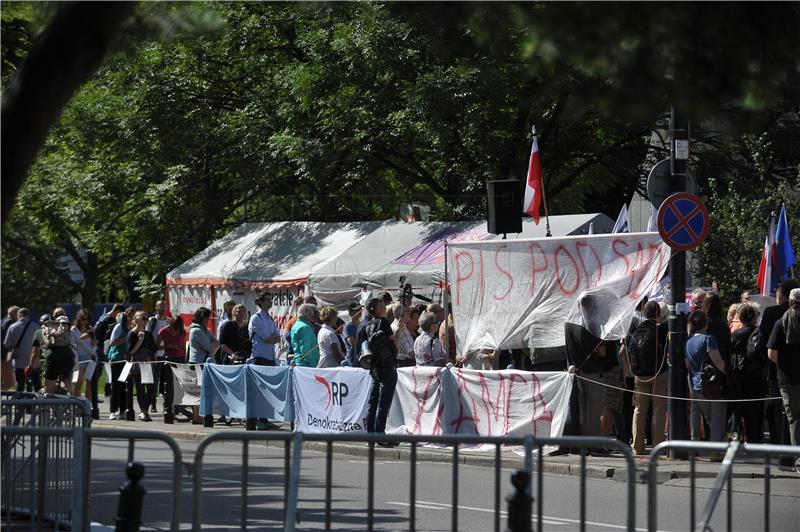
[248,294,280,365]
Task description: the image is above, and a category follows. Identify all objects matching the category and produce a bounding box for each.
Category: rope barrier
[573,373,781,403]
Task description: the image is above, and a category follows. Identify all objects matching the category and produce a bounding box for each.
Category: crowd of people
[2,278,798,467]
[565,279,799,469]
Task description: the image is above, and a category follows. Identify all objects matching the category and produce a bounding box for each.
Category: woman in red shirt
[156,316,186,424]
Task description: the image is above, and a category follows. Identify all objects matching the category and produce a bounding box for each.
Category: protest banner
[446,232,670,351]
[293,366,372,434]
[172,364,201,406]
[388,367,572,437]
[200,364,294,421]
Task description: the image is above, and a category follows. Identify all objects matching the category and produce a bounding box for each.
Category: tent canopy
[166,221,384,288]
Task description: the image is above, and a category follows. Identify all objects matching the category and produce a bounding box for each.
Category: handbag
[700,363,725,400]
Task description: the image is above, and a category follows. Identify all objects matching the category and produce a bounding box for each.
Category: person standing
[767,287,800,473]
[70,309,96,398]
[146,301,170,413]
[760,279,799,454]
[249,295,281,366]
[317,306,345,368]
[1,306,19,389]
[156,315,186,424]
[360,297,399,441]
[41,315,76,394]
[414,311,446,367]
[107,309,132,420]
[129,311,158,421]
[93,303,123,406]
[619,301,668,455]
[685,311,727,448]
[343,302,362,367]
[730,302,767,443]
[188,307,218,424]
[391,304,415,368]
[216,300,236,339]
[290,304,320,367]
[3,308,38,392]
[219,304,248,364]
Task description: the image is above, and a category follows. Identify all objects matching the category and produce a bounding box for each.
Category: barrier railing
[647,440,800,532]
[1,395,92,530]
[190,432,637,532]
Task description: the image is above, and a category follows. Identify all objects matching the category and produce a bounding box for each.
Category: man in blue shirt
[685,310,726,446]
[248,294,281,365]
[343,302,362,366]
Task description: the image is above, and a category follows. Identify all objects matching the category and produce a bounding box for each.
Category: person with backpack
[40,315,76,394]
[620,301,668,455]
[3,307,39,392]
[685,310,727,451]
[359,297,400,442]
[730,302,767,443]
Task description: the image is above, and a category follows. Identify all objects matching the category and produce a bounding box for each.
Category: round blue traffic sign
[657,192,709,251]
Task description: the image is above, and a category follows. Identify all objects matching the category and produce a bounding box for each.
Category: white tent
[166,221,384,328]
[309,214,615,307]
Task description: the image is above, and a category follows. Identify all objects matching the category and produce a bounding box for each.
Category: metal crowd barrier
[1,394,92,530]
[190,432,637,532]
[647,440,800,532]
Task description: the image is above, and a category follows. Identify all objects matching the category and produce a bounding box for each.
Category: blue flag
[774,203,796,280]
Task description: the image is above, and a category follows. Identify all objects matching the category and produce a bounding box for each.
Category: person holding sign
[70,309,96,398]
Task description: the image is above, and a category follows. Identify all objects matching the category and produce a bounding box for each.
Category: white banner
[172,365,201,406]
[293,366,372,433]
[447,233,670,351]
[167,285,212,316]
[388,368,572,437]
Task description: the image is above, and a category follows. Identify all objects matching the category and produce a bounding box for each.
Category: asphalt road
[83,437,800,531]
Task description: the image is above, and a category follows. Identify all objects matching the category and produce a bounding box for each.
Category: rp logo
[314,375,349,410]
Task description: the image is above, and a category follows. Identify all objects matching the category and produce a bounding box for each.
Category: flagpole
[533,125,553,237]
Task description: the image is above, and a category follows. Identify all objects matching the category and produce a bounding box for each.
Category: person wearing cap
[343,302,363,367]
[767,286,800,472]
[28,313,52,394]
[3,307,39,392]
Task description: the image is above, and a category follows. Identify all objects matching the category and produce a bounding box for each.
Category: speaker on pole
[486,180,522,235]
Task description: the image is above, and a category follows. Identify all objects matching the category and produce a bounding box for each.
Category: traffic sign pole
[668,107,690,456]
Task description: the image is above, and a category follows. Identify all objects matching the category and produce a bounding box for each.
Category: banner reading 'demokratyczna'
[293,367,372,433]
[446,233,670,352]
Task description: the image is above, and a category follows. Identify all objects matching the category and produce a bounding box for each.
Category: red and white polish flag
[756,215,777,296]
[522,134,543,224]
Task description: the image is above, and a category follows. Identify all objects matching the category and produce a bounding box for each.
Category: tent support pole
[443,240,450,363]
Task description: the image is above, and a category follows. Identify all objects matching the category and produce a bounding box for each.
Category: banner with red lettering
[447,233,670,351]
[387,367,572,437]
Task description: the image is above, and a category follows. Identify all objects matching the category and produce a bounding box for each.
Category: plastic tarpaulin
[200,364,294,421]
[447,232,670,352]
[387,367,573,437]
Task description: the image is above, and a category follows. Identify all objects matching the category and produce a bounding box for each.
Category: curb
[97,421,621,482]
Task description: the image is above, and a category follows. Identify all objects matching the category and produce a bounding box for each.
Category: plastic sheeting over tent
[309,213,615,307]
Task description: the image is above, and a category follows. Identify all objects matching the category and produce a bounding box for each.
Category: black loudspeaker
[486,180,522,235]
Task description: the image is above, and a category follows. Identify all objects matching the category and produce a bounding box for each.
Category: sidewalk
[89,398,799,498]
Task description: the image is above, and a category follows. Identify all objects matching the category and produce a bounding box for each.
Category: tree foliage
[2,2,798,311]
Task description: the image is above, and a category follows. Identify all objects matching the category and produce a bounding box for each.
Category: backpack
[41,320,71,348]
[358,318,395,369]
[625,320,659,376]
[744,327,769,380]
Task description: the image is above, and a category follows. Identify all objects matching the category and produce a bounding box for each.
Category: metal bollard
[115,462,146,532]
[506,470,532,532]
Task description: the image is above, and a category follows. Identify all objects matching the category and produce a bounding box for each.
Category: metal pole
[667,106,690,455]
[443,240,451,362]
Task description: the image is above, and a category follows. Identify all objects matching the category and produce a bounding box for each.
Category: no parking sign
[656,192,709,251]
